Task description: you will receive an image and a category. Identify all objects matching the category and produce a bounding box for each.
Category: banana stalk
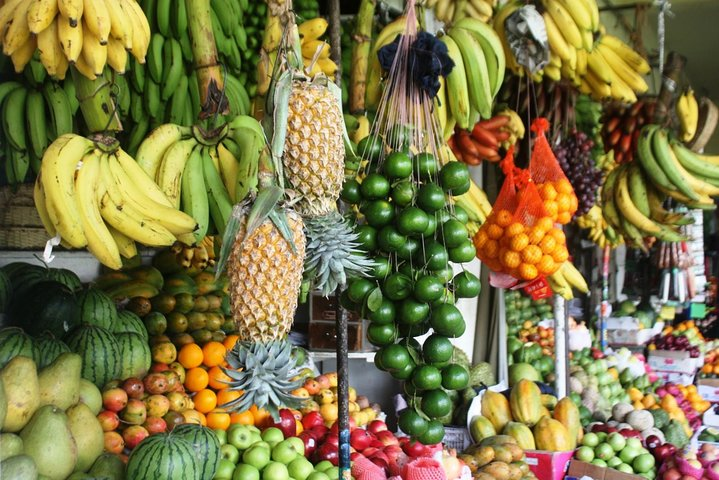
[185,0,228,118]
[71,67,122,133]
[349,0,376,114]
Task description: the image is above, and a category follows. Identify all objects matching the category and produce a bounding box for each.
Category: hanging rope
[654,0,674,73]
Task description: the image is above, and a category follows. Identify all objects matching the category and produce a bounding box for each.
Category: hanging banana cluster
[426,0,497,25]
[677,88,699,143]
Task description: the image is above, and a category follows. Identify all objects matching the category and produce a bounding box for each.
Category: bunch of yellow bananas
[677,89,699,143]
[549,262,590,300]
[576,205,624,249]
[426,0,497,25]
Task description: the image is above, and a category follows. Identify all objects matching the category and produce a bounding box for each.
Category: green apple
[591,459,607,468]
[607,456,622,469]
[307,472,330,480]
[626,438,643,451]
[595,432,607,443]
[262,427,285,446]
[228,425,253,450]
[272,439,302,464]
[582,432,599,448]
[632,453,655,474]
[575,446,594,462]
[247,425,261,434]
[215,429,228,446]
[233,463,261,480]
[252,441,271,450]
[262,461,289,480]
[594,443,614,461]
[323,466,339,479]
[619,447,640,465]
[314,461,333,472]
[250,432,263,445]
[215,458,236,479]
[221,443,240,464]
[285,436,305,457]
[243,445,271,470]
[287,457,314,480]
[616,463,634,474]
[607,432,626,452]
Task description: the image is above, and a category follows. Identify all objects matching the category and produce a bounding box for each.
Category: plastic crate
[442,426,471,451]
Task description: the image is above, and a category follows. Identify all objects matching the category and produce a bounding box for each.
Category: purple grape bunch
[555,130,604,216]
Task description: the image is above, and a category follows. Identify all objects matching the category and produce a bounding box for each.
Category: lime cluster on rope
[340,125,481,445]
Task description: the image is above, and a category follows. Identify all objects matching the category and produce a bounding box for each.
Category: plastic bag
[529,118,578,225]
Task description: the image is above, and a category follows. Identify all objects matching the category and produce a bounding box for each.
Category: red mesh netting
[352,456,388,480]
[403,458,447,480]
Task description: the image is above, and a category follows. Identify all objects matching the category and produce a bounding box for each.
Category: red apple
[310,425,329,442]
[330,418,357,434]
[315,442,339,466]
[299,432,317,458]
[122,378,145,399]
[302,411,325,430]
[97,410,120,432]
[350,451,363,461]
[350,429,373,451]
[143,416,167,435]
[324,433,339,447]
[268,408,297,438]
[402,439,430,458]
[367,420,388,435]
[121,399,147,425]
[122,425,149,449]
[376,430,399,446]
[362,447,380,457]
[368,450,390,470]
[102,388,128,412]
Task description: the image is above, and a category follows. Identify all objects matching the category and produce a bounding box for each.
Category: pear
[0,356,40,432]
[66,403,104,473]
[0,454,38,480]
[77,378,103,415]
[38,352,81,410]
[0,433,24,460]
[0,378,6,429]
[20,405,78,480]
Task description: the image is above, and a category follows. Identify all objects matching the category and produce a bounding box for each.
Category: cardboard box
[704,408,719,428]
[648,350,703,375]
[698,378,719,403]
[605,319,663,346]
[654,371,695,385]
[524,450,574,480]
[565,460,644,480]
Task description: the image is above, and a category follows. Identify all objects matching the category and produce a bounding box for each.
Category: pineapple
[283,79,345,218]
[226,205,306,341]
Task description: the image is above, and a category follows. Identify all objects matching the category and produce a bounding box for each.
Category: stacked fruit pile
[569,349,632,423]
[601,99,658,165]
[699,343,719,378]
[648,321,704,358]
[448,109,525,165]
[555,130,604,216]
[296,372,381,428]
[655,383,708,433]
[657,444,719,480]
[460,434,538,479]
[505,290,556,383]
[573,430,658,479]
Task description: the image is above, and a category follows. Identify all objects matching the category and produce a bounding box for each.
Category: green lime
[453,271,481,298]
[398,408,429,437]
[420,389,452,418]
[441,363,470,390]
[397,262,415,280]
[413,153,439,179]
[450,180,471,196]
[339,289,358,311]
[422,215,437,237]
[383,273,413,300]
[340,179,362,204]
[413,275,445,303]
[453,205,469,224]
[384,151,413,179]
[430,304,466,337]
[432,289,455,307]
[440,219,468,248]
[417,419,445,445]
[448,241,476,263]
[433,266,455,283]
[422,334,454,365]
[355,225,377,251]
[367,323,398,346]
[374,351,387,371]
[417,184,446,213]
[391,361,417,381]
[362,200,394,227]
[398,321,430,338]
[415,241,448,271]
[404,381,420,397]
[357,134,383,162]
[360,173,391,200]
[397,207,430,236]
[387,125,412,150]
[398,298,430,325]
[439,162,470,193]
[370,256,392,279]
[377,225,407,253]
[435,209,451,225]
[378,343,411,372]
[368,298,396,324]
[400,336,423,353]
[347,278,375,303]
[396,237,420,261]
[391,180,416,207]
[411,365,442,390]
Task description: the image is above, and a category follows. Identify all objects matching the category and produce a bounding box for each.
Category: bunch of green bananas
[294,0,321,22]
[133,115,265,242]
[225,0,268,99]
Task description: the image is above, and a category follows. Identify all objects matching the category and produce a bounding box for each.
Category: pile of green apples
[574,431,657,480]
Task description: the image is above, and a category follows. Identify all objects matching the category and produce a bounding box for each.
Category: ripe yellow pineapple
[226,206,306,341]
[283,79,345,218]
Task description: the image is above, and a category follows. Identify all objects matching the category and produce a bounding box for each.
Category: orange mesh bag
[529,118,578,225]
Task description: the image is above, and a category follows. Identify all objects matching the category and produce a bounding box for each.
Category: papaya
[503,421,536,450]
[533,416,573,451]
[469,415,497,443]
[541,394,558,409]
[509,379,542,426]
[553,397,581,448]
[481,390,513,433]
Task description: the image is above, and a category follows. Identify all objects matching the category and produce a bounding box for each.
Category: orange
[528,226,545,245]
[509,233,529,252]
[320,402,339,423]
[501,250,521,269]
[556,212,572,225]
[537,255,556,275]
[505,222,524,238]
[230,410,255,425]
[185,367,209,392]
[223,334,239,351]
[543,201,558,219]
[550,229,566,244]
[556,193,571,213]
[539,183,558,201]
[483,239,499,259]
[183,409,207,426]
[206,410,231,430]
[552,246,569,263]
[521,245,542,265]
[250,405,272,426]
[518,263,538,281]
[486,224,503,240]
[178,343,204,369]
[556,178,573,194]
[569,194,578,212]
[534,217,554,232]
[495,209,513,227]
[208,366,232,390]
[216,389,242,408]
[193,389,217,414]
[539,235,557,254]
[202,341,227,368]
[473,230,488,250]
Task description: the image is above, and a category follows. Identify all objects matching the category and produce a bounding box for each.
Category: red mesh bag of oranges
[473,148,569,284]
[529,118,578,225]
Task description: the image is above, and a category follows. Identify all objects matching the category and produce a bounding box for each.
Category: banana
[651,127,700,201]
[542,12,571,62]
[171,0,188,39]
[58,14,83,63]
[202,147,233,236]
[556,0,592,33]
[144,77,161,117]
[635,125,674,193]
[155,0,171,36]
[449,27,492,119]
[105,35,128,73]
[542,0,583,50]
[58,0,83,26]
[262,14,283,52]
[115,147,174,208]
[104,280,160,301]
[136,123,191,179]
[575,48,587,76]
[217,142,240,202]
[600,168,622,230]
[41,134,94,248]
[160,38,183,100]
[83,0,111,43]
[5,146,29,184]
[122,0,149,62]
[37,20,68,78]
[596,42,648,94]
[600,34,650,74]
[548,268,573,300]
[9,36,36,73]
[3,0,32,56]
[104,0,133,49]
[672,139,719,180]
[28,0,58,34]
[580,0,600,31]
[626,163,651,218]
[586,48,612,84]
[614,165,660,234]
[439,33,471,129]
[167,74,189,124]
[646,183,693,226]
[452,18,505,98]
[25,90,49,160]
[108,225,138,259]
[125,114,150,157]
[226,115,265,202]
[156,138,197,208]
[73,52,97,80]
[42,82,74,139]
[147,33,164,83]
[75,152,123,269]
[302,39,330,60]
[607,69,637,103]
[0,0,25,33]
[81,20,108,76]
[298,18,328,42]
[561,261,589,293]
[435,76,448,134]
[2,86,28,151]
[677,89,698,142]
[34,172,58,238]
[179,146,209,243]
[667,147,719,197]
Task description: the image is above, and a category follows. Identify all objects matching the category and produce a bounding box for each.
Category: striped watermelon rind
[34,332,71,369]
[126,432,200,480]
[172,424,221,480]
[0,327,39,369]
[116,332,151,379]
[113,311,149,339]
[75,288,118,330]
[47,268,83,293]
[65,325,121,388]
[0,269,11,313]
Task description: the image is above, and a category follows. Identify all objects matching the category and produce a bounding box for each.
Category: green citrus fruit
[377,225,407,253]
[368,298,396,324]
[398,298,430,325]
[413,275,445,303]
[391,180,416,207]
[411,365,442,390]
[417,184,446,213]
[384,151,413,179]
[398,408,429,437]
[357,134,383,162]
[441,363,470,390]
[360,173,391,200]
[413,153,439,179]
[398,321,430,338]
[391,362,417,380]
[396,237,420,261]
[383,273,413,300]
[422,334,454,365]
[430,304,466,337]
[367,323,398,346]
[362,200,394,227]
[453,205,469,224]
[422,215,437,237]
[397,262,415,280]
[354,225,377,251]
[347,278,375,303]
[440,219,468,248]
[432,290,455,307]
[439,162,470,193]
[370,256,392,279]
[453,271,481,298]
[420,389,452,418]
[433,266,455,283]
[339,290,357,311]
[448,241,476,263]
[397,207,430,236]
[417,420,445,445]
[415,241,449,271]
[340,179,362,204]
[379,343,411,372]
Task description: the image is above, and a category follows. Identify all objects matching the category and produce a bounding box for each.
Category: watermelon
[0,269,11,313]
[0,327,39,368]
[3,263,49,297]
[65,325,121,388]
[75,288,117,329]
[34,332,71,369]
[126,432,200,480]
[116,332,151,379]
[47,268,83,293]
[7,281,79,338]
[172,424,220,480]
[113,311,149,339]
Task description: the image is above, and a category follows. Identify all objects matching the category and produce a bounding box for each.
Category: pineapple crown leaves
[221,340,306,422]
[303,212,375,296]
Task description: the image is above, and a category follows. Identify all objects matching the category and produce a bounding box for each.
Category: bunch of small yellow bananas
[548,262,590,300]
[677,88,699,143]
[426,0,497,25]
[576,204,624,249]
[0,0,150,79]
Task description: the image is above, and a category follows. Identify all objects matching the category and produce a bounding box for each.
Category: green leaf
[366,287,383,312]
[406,345,422,367]
[244,187,283,241]
[215,204,244,279]
[327,80,355,158]
[268,208,297,254]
